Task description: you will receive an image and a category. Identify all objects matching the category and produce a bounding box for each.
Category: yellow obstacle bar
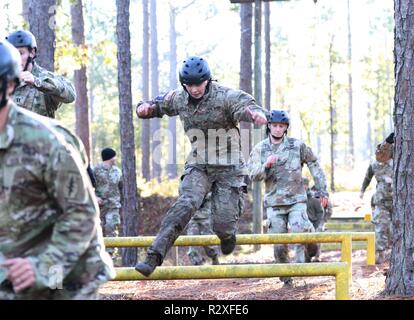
[350,232,375,266]
[105,232,354,282]
[105,232,375,266]
[113,262,349,300]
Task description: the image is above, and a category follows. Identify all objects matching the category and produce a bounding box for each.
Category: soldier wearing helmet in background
[360,132,394,264]
[6,30,75,118]
[135,56,268,276]
[0,40,114,299]
[247,110,328,287]
[303,177,325,262]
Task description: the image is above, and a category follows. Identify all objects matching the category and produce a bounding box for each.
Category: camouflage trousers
[372,201,392,252]
[266,203,314,264]
[186,207,219,265]
[147,165,246,263]
[100,207,121,257]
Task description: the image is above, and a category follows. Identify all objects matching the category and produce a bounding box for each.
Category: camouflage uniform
[304,189,325,262]
[186,193,219,265]
[93,163,122,257]
[310,185,333,230]
[12,62,75,118]
[360,160,393,259]
[0,104,115,299]
[140,81,266,264]
[248,136,327,278]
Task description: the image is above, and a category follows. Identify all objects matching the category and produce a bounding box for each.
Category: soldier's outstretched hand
[136,102,154,118]
[245,107,268,125]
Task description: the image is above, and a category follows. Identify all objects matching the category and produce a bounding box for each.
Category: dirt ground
[99,248,394,300]
[100,192,414,300]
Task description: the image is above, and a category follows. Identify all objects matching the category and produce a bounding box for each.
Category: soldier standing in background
[94,148,123,261]
[303,177,325,262]
[135,56,268,276]
[248,110,328,287]
[310,184,333,231]
[360,139,393,264]
[186,193,220,266]
[0,40,114,299]
[6,30,75,118]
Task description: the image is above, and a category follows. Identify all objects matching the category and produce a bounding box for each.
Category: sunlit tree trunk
[385,0,414,295]
[116,0,139,267]
[141,0,151,181]
[26,0,56,71]
[71,0,91,160]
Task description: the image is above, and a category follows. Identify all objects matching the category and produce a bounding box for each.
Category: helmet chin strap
[181,79,212,101]
[23,48,35,72]
[24,56,33,72]
[270,129,288,141]
[271,133,283,141]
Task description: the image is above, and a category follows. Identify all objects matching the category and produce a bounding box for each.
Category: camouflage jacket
[12,62,76,118]
[0,104,114,298]
[248,136,328,207]
[144,81,268,167]
[361,160,393,203]
[94,163,123,209]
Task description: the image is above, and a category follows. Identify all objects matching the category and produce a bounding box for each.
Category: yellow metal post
[335,263,350,300]
[366,233,375,266]
[350,232,376,266]
[340,234,352,283]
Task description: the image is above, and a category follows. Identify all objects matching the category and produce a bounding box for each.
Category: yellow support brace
[340,234,352,283]
[350,232,376,266]
[113,262,349,300]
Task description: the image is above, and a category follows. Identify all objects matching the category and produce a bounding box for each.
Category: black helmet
[0,41,21,80]
[6,30,37,51]
[268,110,290,125]
[179,56,211,85]
[0,40,21,109]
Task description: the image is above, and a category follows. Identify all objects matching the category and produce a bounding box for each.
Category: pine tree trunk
[150,0,161,181]
[239,2,253,161]
[71,0,91,160]
[26,0,56,71]
[385,0,414,295]
[347,0,354,167]
[141,0,151,181]
[329,36,336,192]
[264,2,271,111]
[167,3,178,179]
[116,0,139,267]
[252,0,262,250]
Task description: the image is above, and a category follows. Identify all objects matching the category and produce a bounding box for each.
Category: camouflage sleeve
[301,143,328,197]
[152,90,180,118]
[27,143,99,290]
[226,89,268,123]
[361,164,374,193]
[248,144,270,181]
[36,72,76,104]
